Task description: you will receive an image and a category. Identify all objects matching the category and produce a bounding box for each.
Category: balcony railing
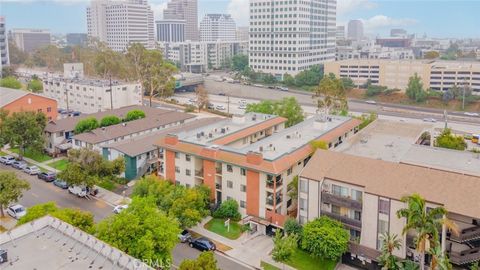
[215,183,222,190]
[449,225,480,243]
[321,192,362,211]
[266,179,283,189]
[195,170,203,178]
[215,167,222,174]
[322,211,362,229]
[266,197,282,206]
[449,247,480,265]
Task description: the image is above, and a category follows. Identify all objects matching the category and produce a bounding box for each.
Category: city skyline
[1,0,479,38]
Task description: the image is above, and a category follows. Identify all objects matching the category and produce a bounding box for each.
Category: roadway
[0,164,251,270]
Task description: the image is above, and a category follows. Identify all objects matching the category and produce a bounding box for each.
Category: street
[0,164,252,270]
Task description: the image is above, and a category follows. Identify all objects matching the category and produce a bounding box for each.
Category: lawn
[204,218,244,240]
[285,248,337,270]
[261,261,280,270]
[49,159,69,171]
[10,148,52,163]
[98,179,116,191]
[0,150,7,156]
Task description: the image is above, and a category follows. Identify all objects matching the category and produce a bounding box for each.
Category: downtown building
[156,19,186,43]
[154,113,360,234]
[0,17,9,72]
[248,0,336,78]
[163,0,198,41]
[10,28,51,53]
[86,0,155,51]
[200,14,236,42]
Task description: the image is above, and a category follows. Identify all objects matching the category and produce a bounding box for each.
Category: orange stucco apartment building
[155,113,361,235]
[0,87,57,120]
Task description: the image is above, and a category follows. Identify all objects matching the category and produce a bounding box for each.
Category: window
[227,181,233,188]
[175,181,180,185]
[351,190,362,202]
[332,184,348,197]
[175,152,179,159]
[175,166,180,173]
[240,168,246,176]
[227,165,233,172]
[300,179,308,193]
[185,154,191,161]
[287,167,292,175]
[332,205,341,215]
[47,107,52,112]
[240,201,246,208]
[299,215,307,225]
[379,199,390,215]
[186,169,191,176]
[299,198,307,211]
[240,184,246,192]
[378,219,388,234]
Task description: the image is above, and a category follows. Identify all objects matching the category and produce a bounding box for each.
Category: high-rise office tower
[236,26,249,41]
[156,20,186,43]
[163,0,198,41]
[11,28,51,53]
[347,19,364,41]
[336,25,345,41]
[0,17,9,72]
[86,0,155,52]
[200,14,236,42]
[249,0,336,78]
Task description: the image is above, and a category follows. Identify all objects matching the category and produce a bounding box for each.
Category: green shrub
[301,216,349,260]
[284,218,303,236]
[100,115,121,127]
[184,104,196,113]
[213,199,241,221]
[435,128,467,150]
[366,85,387,97]
[125,109,146,121]
[27,79,43,92]
[0,76,22,89]
[74,117,99,134]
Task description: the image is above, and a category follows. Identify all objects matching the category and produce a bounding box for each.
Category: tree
[282,74,296,86]
[0,76,22,89]
[406,74,427,102]
[313,75,348,115]
[294,65,324,87]
[301,216,349,260]
[94,45,126,79]
[179,251,219,270]
[95,197,179,266]
[2,111,47,158]
[310,140,328,151]
[429,244,452,270]
[125,109,146,121]
[366,85,387,97]
[424,51,440,59]
[284,218,302,236]
[341,77,355,90]
[378,233,402,270]
[213,199,241,221]
[195,85,209,112]
[434,128,467,151]
[246,97,304,127]
[74,117,99,134]
[17,202,94,232]
[0,172,30,217]
[272,231,298,270]
[397,194,458,270]
[7,41,28,65]
[100,115,121,127]
[27,79,43,92]
[231,54,249,72]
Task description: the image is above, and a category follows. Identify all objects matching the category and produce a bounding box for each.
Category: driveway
[225,233,274,268]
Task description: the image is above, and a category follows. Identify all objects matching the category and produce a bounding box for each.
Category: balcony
[449,247,480,265]
[321,192,362,211]
[266,178,283,189]
[195,169,204,178]
[322,211,362,230]
[215,167,222,174]
[215,182,222,190]
[266,196,282,207]
[448,225,480,243]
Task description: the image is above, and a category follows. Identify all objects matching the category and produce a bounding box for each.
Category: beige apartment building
[325,59,480,94]
[299,150,480,269]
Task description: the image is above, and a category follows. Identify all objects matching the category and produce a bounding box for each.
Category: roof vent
[122,123,127,127]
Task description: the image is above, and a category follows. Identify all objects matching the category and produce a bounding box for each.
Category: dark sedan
[189,237,216,252]
[53,179,68,189]
[38,172,56,182]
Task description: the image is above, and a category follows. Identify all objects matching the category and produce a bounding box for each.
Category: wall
[3,93,57,120]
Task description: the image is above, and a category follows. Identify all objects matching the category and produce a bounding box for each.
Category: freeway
[0,164,252,270]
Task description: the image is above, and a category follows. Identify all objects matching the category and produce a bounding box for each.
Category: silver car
[0,155,16,165]
[24,165,41,175]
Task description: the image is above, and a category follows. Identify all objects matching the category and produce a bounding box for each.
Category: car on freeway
[12,160,28,170]
[218,92,226,96]
[278,86,289,91]
[216,105,226,110]
[253,84,264,88]
[239,99,247,105]
[423,118,437,123]
[113,204,129,214]
[189,237,216,251]
[7,204,27,219]
[207,103,215,110]
[365,100,377,104]
[38,171,56,182]
[238,104,247,110]
[178,229,192,243]
[464,112,479,117]
[53,179,68,189]
[0,155,16,165]
[23,166,41,175]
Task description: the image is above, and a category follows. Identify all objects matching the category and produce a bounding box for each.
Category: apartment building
[11,28,51,53]
[200,14,236,42]
[325,59,480,94]
[155,113,361,234]
[299,150,480,269]
[86,0,155,51]
[0,87,57,120]
[156,20,186,43]
[41,77,142,113]
[0,17,9,72]
[248,0,336,78]
[163,0,198,41]
[336,45,415,61]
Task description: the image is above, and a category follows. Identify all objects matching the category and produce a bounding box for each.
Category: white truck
[68,185,89,197]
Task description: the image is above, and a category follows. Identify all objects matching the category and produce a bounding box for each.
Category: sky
[1,0,479,38]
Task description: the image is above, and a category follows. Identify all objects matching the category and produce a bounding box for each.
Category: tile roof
[0,87,56,107]
[301,150,480,219]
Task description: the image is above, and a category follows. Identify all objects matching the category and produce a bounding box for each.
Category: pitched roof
[73,111,194,144]
[301,150,480,219]
[0,87,56,107]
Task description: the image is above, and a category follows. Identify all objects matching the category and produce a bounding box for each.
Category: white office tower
[248,0,336,78]
[0,17,10,72]
[347,19,363,41]
[200,14,236,42]
[156,20,186,42]
[86,0,155,52]
[163,0,198,41]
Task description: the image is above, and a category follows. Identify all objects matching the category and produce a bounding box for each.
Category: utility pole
[109,75,113,110]
[227,95,230,114]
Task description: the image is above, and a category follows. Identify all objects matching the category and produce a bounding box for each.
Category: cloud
[151,1,168,21]
[227,0,249,26]
[362,15,417,32]
[337,0,377,15]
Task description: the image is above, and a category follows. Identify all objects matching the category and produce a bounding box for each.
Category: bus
[472,134,479,144]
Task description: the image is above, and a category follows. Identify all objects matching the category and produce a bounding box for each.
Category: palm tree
[429,244,452,270]
[396,194,458,270]
[402,260,420,270]
[378,233,402,270]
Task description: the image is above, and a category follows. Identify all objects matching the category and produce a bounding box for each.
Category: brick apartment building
[0,87,57,120]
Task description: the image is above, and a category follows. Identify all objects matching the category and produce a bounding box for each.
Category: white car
[238,104,247,110]
[68,185,89,197]
[366,100,377,104]
[239,99,247,105]
[215,105,226,110]
[423,118,437,123]
[278,86,289,91]
[23,166,41,175]
[7,204,27,219]
[113,204,129,214]
[0,155,16,165]
[464,112,479,117]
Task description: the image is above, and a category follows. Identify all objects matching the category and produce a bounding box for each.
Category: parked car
[38,171,56,182]
[0,155,16,165]
[12,160,28,170]
[215,105,226,110]
[238,104,247,110]
[113,204,129,214]
[278,86,289,91]
[207,103,215,110]
[189,237,216,251]
[53,179,68,189]
[365,100,377,104]
[239,99,247,105]
[23,166,41,175]
[68,185,89,197]
[218,92,226,96]
[464,112,479,117]
[423,118,437,123]
[178,229,192,243]
[7,204,27,219]
[267,86,275,89]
